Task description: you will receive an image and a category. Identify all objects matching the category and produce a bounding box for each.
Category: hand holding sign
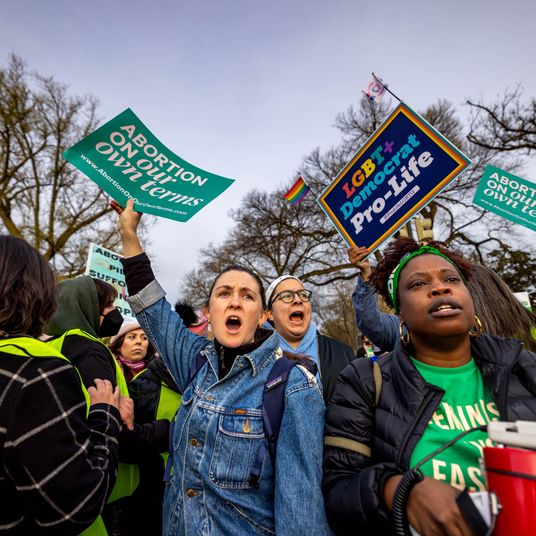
[317,103,471,255]
[348,246,372,281]
[111,199,143,258]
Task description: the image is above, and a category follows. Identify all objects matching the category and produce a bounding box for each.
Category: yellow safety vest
[156,379,182,466]
[46,330,139,503]
[130,368,182,466]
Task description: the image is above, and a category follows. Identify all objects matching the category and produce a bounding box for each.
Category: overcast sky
[2,0,535,300]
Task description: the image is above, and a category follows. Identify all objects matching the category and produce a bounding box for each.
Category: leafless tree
[467,87,536,154]
[0,54,150,276]
[181,95,535,318]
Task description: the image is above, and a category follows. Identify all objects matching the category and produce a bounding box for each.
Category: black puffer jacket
[323,334,536,535]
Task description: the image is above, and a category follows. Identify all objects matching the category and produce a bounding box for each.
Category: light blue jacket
[352,276,399,351]
[128,280,331,536]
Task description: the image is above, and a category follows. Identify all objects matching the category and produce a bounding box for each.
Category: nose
[292,292,303,304]
[229,293,242,308]
[430,281,452,296]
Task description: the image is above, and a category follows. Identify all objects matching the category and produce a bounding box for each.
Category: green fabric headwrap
[386,246,466,313]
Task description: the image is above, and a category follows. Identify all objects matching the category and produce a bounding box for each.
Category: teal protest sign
[85,243,134,320]
[473,166,536,232]
[64,108,234,222]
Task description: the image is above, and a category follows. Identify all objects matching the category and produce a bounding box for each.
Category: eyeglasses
[271,289,312,305]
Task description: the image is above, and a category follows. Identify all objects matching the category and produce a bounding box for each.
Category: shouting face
[207,270,268,348]
[269,278,312,348]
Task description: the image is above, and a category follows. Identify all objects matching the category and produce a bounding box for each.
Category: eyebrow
[215,284,258,295]
[278,287,306,292]
[408,267,459,278]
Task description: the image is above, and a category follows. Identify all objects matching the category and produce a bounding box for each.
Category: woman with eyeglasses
[266,275,356,401]
[111,200,331,536]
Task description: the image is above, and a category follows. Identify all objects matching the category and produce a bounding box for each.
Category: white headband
[266,275,304,307]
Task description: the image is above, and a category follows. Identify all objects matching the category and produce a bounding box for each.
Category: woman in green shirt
[324,238,536,536]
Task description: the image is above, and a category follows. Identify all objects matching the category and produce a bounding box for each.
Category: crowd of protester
[1,199,536,535]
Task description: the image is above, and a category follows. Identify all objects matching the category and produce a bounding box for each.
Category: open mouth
[225,316,242,333]
[429,299,462,316]
[289,311,304,324]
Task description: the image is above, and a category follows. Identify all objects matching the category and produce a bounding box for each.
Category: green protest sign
[64,108,234,222]
[473,165,536,232]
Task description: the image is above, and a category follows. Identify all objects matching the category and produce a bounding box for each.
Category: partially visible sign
[84,243,134,320]
[514,291,532,311]
[473,166,536,232]
[317,102,471,253]
[65,108,234,222]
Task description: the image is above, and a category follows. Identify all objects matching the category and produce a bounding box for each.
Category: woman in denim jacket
[112,200,331,536]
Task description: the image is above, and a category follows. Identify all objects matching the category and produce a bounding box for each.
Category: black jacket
[317,332,357,402]
[57,334,169,462]
[128,357,180,423]
[1,337,120,535]
[323,334,536,535]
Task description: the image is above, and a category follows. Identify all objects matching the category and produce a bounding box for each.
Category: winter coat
[0,336,120,534]
[126,277,332,536]
[317,333,357,402]
[323,334,536,535]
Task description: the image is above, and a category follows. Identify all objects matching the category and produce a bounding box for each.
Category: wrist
[383,474,403,511]
[121,234,143,257]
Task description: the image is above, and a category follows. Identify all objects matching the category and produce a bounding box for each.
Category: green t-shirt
[409,357,499,492]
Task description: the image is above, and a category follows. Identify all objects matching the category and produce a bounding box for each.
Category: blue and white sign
[317,103,471,253]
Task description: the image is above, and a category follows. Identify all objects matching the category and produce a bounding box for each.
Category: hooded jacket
[323,334,536,535]
[46,276,116,385]
[45,276,169,462]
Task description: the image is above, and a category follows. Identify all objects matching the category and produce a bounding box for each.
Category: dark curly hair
[369,238,474,310]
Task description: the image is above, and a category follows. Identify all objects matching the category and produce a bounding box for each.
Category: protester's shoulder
[1,344,81,407]
[62,333,110,359]
[285,358,323,397]
[0,338,75,375]
[333,352,393,397]
[318,332,354,353]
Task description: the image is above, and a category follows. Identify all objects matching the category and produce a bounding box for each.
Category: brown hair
[206,265,267,310]
[0,235,58,337]
[469,264,536,352]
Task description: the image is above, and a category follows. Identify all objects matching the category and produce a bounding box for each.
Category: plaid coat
[0,336,120,535]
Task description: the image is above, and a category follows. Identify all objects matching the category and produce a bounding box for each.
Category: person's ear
[259,310,269,327]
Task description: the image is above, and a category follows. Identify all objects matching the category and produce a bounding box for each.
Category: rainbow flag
[284,176,310,205]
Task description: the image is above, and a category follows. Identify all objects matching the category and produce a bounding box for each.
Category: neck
[286,337,302,349]
[410,335,471,368]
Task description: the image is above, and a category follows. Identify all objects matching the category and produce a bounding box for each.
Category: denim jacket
[128,280,332,536]
[352,276,399,351]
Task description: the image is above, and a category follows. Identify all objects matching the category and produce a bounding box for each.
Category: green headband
[386,246,466,313]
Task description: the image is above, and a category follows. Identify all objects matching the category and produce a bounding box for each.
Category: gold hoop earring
[470,315,484,337]
[399,322,410,346]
